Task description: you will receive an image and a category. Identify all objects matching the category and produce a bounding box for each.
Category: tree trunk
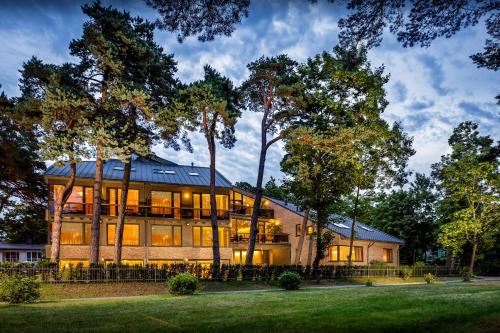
[50,162,77,263]
[208,136,221,279]
[90,145,104,265]
[306,232,314,266]
[114,156,132,264]
[313,209,326,281]
[294,208,311,265]
[469,242,477,275]
[347,187,360,267]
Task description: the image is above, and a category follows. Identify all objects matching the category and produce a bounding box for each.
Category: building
[44,154,403,267]
[0,243,44,263]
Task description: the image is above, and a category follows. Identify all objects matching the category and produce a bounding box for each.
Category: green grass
[1,283,499,333]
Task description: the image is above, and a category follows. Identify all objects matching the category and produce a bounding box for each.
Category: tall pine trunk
[347,187,360,267]
[114,156,132,264]
[313,209,326,281]
[294,208,311,265]
[208,135,221,279]
[469,242,477,275]
[50,162,77,263]
[245,109,269,265]
[89,144,104,265]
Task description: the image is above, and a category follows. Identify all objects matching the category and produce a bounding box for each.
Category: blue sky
[0,0,498,185]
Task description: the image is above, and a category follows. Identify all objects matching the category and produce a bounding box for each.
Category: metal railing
[0,264,460,283]
[230,233,289,244]
[231,204,274,218]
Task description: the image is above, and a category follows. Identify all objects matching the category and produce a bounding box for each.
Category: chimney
[191,162,194,167]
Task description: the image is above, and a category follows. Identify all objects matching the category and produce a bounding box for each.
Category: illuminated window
[84,224,92,244]
[383,248,393,263]
[51,185,93,213]
[151,191,180,217]
[330,246,363,262]
[60,260,89,268]
[193,194,228,218]
[192,226,229,247]
[233,250,269,265]
[151,225,182,246]
[107,224,140,246]
[108,188,140,216]
[61,223,84,245]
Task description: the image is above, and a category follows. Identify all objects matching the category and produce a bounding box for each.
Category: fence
[0,264,460,283]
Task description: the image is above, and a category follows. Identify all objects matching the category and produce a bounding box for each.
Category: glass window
[193,193,201,219]
[296,224,302,237]
[108,189,140,216]
[107,224,139,246]
[60,260,89,268]
[51,185,85,213]
[216,195,228,211]
[4,251,19,262]
[383,248,393,263]
[233,250,268,265]
[61,223,84,245]
[201,194,211,217]
[151,225,182,246]
[151,191,172,215]
[193,226,229,247]
[84,224,92,244]
[26,251,42,262]
[85,187,93,215]
[331,246,363,262]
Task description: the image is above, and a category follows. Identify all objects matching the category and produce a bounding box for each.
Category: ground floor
[2,283,499,333]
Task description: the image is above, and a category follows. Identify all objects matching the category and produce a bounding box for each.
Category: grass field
[1,283,499,333]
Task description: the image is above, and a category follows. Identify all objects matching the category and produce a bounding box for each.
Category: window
[151,191,180,217]
[192,226,229,247]
[295,224,302,237]
[151,225,182,246]
[84,224,92,244]
[4,251,19,262]
[59,260,89,268]
[51,185,93,214]
[193,193,228,219]
[61,223,84,245]
[233,250,269,265]
[107,224,140,246]
[108,188,140,216]
[329,246,363,262]
[383,248,393,263]
[26,251,42,262]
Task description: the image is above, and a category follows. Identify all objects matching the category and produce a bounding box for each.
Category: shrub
[412,261,427,269]
[462,267,472,282]
[278,271,302,290]
[424,273,438,284]
[400,265,413,280]
[167,273,198,295]
[366,279,373,287]
[0,274,41,304]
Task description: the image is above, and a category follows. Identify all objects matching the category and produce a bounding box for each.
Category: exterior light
[184,193,190,198]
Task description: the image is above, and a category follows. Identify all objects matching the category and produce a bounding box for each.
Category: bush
[400,265,413,280]
[462,267,472,282]
[278,271,302,290]
[366,279,373,287]
[167,273,198,295]
[0,274,41,304]
[424,273,438,284]
[412,261,427,269]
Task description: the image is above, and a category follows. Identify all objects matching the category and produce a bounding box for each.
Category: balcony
[231,204,274,219]
[48,202,230,220]
[230,233,289,244]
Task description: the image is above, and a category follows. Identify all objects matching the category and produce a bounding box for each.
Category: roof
[45,154,233,188]
[261,196,404,245]
[0,243,45,251]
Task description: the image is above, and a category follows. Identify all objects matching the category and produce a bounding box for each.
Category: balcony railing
[48,202,230,220]
[230,233,289,244]
[231,204,274,219]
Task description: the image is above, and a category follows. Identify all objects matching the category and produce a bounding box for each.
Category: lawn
[1,283,499,333]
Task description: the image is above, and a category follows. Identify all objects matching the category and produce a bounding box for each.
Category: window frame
[192,226,230,247]
[60,222,85,245]
[26,251,42,262]
[107,188,141,216]
[383,248,393,263]
[329,245,364,262]
[107,223,141,246]
[4,251,19,262]
[150,191,181,218]
[295,224,302,237]
[150,224,182,247]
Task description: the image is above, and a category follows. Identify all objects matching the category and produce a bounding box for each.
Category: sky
[0,0,498,185]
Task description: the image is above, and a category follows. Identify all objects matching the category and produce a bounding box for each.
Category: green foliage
[424,273,438,285]
[234,181,256,193]
[278,271,302,290]
[167,273,199,295]
[263,177,289,201]
[0,274,41,304]
[400,266,413,281]
[365,279,373,287]
[0,204,47,243]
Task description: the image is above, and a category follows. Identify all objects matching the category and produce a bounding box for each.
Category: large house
[0,243,44,263]
[45,154,403,267]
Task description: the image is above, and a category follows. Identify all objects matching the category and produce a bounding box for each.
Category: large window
[61,223,84,245]
[151,191,181,218]
[4,251,19,262]
[107,224,140,246]
[383,248,393,263]
[233,250,269,265]
[151,225,182,246]
[329,245,363,262]
[26,251,42,262]
[108,189,140,216]
[192,226,229,247]
[193,194,229,219]
[51,185,93,214]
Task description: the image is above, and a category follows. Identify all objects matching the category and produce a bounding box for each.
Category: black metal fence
[0,264,460,283]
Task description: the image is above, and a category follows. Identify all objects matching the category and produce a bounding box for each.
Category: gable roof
[0,243,45,251]
[46,155,232,188]
[260,195,404,245]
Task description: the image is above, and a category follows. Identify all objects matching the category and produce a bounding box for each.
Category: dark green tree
[234,181,256,193]
[262,176,288,201]
[0,205,47,244]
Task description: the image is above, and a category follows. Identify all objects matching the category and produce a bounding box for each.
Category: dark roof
[46,155,232,188]
[0,243,45,251]
[263,196,404,245]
